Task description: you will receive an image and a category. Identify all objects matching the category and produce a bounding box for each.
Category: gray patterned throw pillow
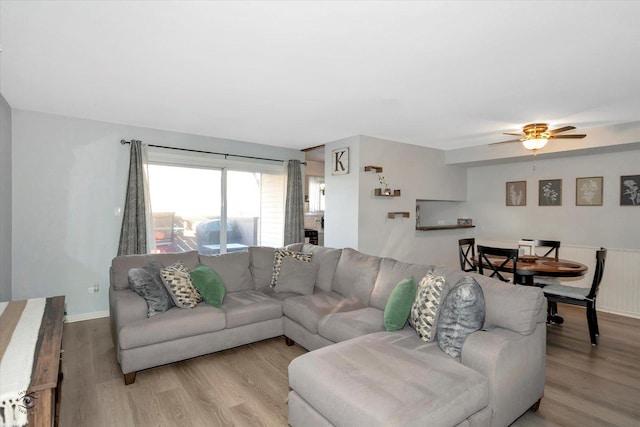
[437,276,486,358]
[409,272,446,342]
[128,260,173,317]
[270,249,312,287]
[161,261,203,309]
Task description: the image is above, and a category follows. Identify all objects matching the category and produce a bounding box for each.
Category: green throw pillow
[189,264,226,308]
[384,276,417,331]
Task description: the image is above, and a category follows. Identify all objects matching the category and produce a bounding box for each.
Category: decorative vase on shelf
[384,187,392,196]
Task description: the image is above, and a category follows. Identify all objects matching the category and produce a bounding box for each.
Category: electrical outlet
[437,220,445,225]
[88,284,100,294]
[88,286,95,294]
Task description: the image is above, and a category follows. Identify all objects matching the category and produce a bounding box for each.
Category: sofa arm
[461,325,546,427]
[109,287,147,348]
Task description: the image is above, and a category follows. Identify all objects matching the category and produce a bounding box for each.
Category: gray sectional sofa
[109,244,546,426]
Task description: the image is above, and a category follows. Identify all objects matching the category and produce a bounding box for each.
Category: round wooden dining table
[475,255,588,286]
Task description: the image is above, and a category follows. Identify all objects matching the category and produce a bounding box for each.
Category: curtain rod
[120,139,305,165]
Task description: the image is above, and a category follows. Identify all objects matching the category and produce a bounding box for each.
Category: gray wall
[466,149,639,249]
[0,94,11,301]
[11,109,303,317]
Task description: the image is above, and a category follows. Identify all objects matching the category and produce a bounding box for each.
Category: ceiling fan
[491,123,587,151]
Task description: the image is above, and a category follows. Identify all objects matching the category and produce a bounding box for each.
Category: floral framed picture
[620,175,640,206]
[576,177,603,206]
[539,179,562,206]
[506,181,526,206]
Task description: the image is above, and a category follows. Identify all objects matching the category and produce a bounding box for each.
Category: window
[147,157,285,254]
[308,176,325,213]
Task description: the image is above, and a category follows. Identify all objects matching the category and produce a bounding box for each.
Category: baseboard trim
[598,306,640,320]
[66,310,109,323]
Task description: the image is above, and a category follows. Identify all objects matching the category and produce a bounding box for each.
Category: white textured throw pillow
[409,272,446,342]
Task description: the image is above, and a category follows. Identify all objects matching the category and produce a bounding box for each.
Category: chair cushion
[220,290,283,328]
[283,291,363,334]
[319,307,385,342]
[543,283,590,300]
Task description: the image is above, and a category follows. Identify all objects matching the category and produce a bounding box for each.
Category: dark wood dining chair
[477,245,519,283]
[520,239,560,260]
[521,239,561,286]
[458,238,476,272]
[543,248,607,346]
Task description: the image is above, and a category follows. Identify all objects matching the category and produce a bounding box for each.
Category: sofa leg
[530,398,542,412]
[285,337,295,346]
[124,371,137,385]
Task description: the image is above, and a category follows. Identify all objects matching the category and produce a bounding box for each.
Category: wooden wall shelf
[416,225,476,231]
[375,188,401,197]
[388,212,410,219]
[364,165,383,173]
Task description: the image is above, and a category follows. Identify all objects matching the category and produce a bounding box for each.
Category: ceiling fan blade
[503,132,525,136]
[490,139,522,146]
[550,134,586,139]
[548,126,576,135]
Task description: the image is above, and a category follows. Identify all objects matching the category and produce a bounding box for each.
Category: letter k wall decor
[331,147,349,175]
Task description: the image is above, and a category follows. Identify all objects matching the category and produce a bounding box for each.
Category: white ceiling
[1,1,639,151]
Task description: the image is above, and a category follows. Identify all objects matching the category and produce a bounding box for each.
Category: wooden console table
[0,296,65,427]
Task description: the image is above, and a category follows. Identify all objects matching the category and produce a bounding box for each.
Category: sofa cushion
[437,276,486,358]
[283,291,364,334]
[189,264,226,308]
[248,246,276,289]
[112,251,200,291]
[257,286,301,302]
[221,290,283,329]
[410,272,446,342]
[274,256,319,295]
[128,260,173,317]
[288,330,489,427]
[160,261,203,309]
[318,307,385,342]
[119,303,226,350]
[302,244,342,293]
[199,252,254,293]
[332,248,381,306]
[384,277,417,331]
[271,249,312,287]
[370,258,434,310]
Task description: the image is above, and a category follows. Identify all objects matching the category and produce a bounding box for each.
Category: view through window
[147,164,285,254]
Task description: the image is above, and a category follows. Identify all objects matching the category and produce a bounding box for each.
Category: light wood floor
[59,305,640,426]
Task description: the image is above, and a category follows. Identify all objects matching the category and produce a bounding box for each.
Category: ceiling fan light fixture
[522,137,548,150]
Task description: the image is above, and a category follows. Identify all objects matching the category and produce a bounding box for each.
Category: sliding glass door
[147,163,284,254]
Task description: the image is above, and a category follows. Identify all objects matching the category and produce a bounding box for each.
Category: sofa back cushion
[332,248,381,306]
[302,244,342,293]
[249,246,277,289]
[370,258,434,310]
[199,251,254,293]
[111,251,199,291]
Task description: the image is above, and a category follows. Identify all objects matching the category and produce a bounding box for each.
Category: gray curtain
[284,160,305,245]
[117,140,148,255]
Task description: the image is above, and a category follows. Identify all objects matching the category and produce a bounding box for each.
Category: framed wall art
[331,147,349,175]
[620,175,640,206]
[506,181,526,206]
[576,176,603,206]
[539,179,562,206]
